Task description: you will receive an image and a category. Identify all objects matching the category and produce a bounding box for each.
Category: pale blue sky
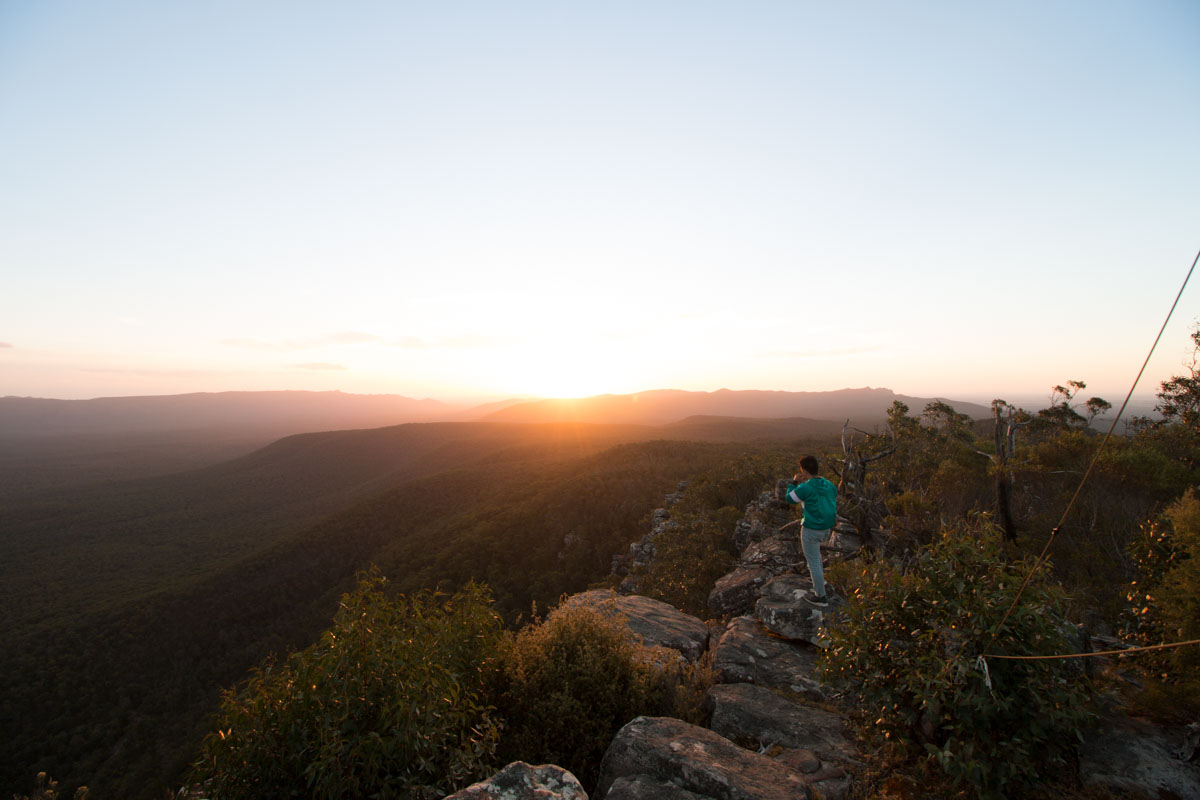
[1,1,1197,404]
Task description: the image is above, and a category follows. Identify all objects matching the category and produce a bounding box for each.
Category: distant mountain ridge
[0,387,994,440]
[0,390,457,438]
[478,388,992,426]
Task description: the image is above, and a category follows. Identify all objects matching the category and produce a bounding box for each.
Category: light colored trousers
[801,525,832,596]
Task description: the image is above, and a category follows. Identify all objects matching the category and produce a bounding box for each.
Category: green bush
[491,601,665,789]
[820,524,1093,798]
[193,571,503,800]
[636,507,739,616]
[1124,490,1200,719]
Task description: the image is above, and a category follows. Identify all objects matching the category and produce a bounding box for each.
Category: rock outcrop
[444,762,588,800]
[706,683,861,769]
[753,574,840,646]
[555,590,710,663]
[509,480,1197,800]
[710,616,826,701]
[1079,717,1200,799]
[593,716,814,800]
[602,774,710,800]
[611,484,689,589]
[706,566,776,618]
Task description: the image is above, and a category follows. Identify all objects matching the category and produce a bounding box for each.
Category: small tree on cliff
[1137,323,1200,471]
[194,572,503,800]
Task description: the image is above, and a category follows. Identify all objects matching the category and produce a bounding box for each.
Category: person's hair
[800,455,820,475]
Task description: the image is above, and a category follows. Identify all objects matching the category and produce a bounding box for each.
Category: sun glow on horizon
[491,354,638,400]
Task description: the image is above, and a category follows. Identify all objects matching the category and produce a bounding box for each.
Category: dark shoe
[804,590,828,607]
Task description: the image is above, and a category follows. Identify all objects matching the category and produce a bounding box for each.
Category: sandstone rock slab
[754,574,838,646]
[731,492,796,553]
[738,535,802,574]
[603,774,709,800]
[594,716,813,800]
[707,566,775,617]
[443,761,587,800]
[706,683,861,769]
[1080,717,1200,800]
[825,523,864,557]
[710,616,826,700]
[556,591,710,662]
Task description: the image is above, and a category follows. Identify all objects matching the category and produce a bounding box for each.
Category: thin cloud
[289,362,347,371]
[758,345,885,359]
[387,334,503,349]
[391,336,430,349]
[325,332,379,345]
[0,342,12,348]
[80,367,232,378]
[221,331,381,351]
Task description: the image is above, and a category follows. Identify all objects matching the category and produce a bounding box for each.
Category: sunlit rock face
[555,590,711,663]
[594,716,815,800]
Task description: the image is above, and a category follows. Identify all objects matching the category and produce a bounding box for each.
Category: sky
[1,1,1197,405]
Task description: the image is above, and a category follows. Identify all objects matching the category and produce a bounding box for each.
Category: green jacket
[784,476,838,530]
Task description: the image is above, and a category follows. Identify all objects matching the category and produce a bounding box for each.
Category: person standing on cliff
[782,455,838,606]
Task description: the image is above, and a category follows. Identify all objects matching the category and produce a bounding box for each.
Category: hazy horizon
[1,384,1164,419]
[2,2,1197,404]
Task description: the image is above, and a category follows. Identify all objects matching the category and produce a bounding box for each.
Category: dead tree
[978,400,1028,542]
[830,419,896,547]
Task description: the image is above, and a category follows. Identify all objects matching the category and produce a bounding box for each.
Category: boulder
[1079,716,1200,799]
[705,683,861,769]
[594,716,813,800]
[442,762,587,800]
[556,591,710,662]
[753,575,838,646]
[617,576,642,596]
[710,616,826,701]
[603,775,710,800]
[738,535,802,574]
[824,523,864,557]
[707,566,775,617]
[731,493,795,553]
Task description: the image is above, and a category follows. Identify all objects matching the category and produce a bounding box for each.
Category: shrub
[1124,490,1200,719]
[13,773,87,800]
[193,571,503,800]
[491,601,665,789]
[636,507,738,616]
[820,524,1093,798]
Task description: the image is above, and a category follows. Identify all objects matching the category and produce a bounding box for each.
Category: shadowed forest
[1,413,838,798]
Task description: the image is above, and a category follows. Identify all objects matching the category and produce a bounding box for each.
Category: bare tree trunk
[992,401,1018,542]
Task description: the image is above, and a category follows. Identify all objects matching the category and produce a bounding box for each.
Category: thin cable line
[983,246,1200,656]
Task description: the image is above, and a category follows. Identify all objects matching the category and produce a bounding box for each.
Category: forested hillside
[0,418,836,799]
[179,332,1200,800]
[6,327,1197,800]
[181,329,1200,800]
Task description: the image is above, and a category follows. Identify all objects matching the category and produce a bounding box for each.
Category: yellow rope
[984,638,1200,661]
